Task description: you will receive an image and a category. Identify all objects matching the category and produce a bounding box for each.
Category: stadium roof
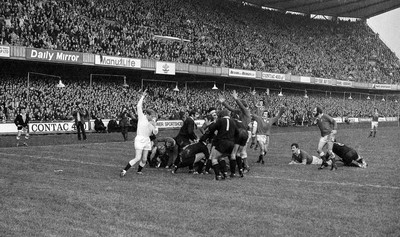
[244,0,400,19]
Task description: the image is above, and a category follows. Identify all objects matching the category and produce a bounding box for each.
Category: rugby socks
[137,165,143,172]
[212,163,221,177]
[229,159,236,175]
[219,160,228,179]
[257,154,264,164]
[205,159,212,173]
[123,163,132,171]
[236,156,243,171]
[196,160,205,173]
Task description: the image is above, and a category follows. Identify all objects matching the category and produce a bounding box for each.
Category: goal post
[89,73,128,88]
[141,79,178,92]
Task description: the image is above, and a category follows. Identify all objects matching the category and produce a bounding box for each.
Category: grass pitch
[0,123,399,237]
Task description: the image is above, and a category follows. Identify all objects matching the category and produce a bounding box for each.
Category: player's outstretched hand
[231,90,238,100]
[218,94,225,103]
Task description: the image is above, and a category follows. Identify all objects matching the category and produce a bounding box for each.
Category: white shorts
[134,135,152,151]
[256,135,270,147]
[371,121,378,129]
[318,134,335,152]
[311,156,322,164]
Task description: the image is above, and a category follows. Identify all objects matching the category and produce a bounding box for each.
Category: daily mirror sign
[26,48,83,64]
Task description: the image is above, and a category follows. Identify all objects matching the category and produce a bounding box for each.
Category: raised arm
[232,90,251,118]
[219,94,237,113]
[137,90,147,118]
[269,106,286,125]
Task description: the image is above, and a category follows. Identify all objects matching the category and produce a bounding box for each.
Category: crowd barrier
[0,118,397,135]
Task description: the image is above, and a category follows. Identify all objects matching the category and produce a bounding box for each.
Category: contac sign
[26,48,83,64]
[29,122,87,133]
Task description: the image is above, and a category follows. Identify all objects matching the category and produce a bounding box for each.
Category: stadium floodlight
[173,82,179,92]
[56,79,65,88]
[185,81,218,91]
[278,88,283,97]
[122,76,129,88]
[304,89,308,98]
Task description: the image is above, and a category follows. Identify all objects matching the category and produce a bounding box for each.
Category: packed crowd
[0,75,398,124]
[1,0,399,84]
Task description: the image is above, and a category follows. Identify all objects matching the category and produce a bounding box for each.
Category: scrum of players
[121,90,367,180]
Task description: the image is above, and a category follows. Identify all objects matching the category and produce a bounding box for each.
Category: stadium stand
[0,0,399,83]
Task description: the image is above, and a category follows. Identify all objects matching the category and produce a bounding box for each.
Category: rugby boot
[330,154,338,171]
[120,170,126,177]
[238,169,244,178]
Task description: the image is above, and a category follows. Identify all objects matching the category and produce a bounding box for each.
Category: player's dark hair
[219,110,229,118]
[291,143,299,148]
[316,106,323,114]
[189,110,196,117]
[231,111,240,120]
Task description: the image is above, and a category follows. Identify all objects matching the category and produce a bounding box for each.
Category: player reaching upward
[201,110,236,180]
[120,90,158,177]
[251,105,286,164]
[312,106,338,170]
[368,108,379,138]
[219,90,252,176]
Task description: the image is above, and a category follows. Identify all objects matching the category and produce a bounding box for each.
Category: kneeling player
[322,141,367,168]
[331,141,367,168]
[172,141,210,174]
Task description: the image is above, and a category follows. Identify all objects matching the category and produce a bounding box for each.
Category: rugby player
[289,143,330,165]
[312,106,338,170]
[120,90,158,177]
[323,141,367,168]
[368,108,379,138]
[201,110,236,180]
[171,140,210,174]
[219,90,252,176]
[251,105,286,164]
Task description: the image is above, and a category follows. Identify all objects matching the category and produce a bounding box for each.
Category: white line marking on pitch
[1,152,399,190]
[251,175,400,190]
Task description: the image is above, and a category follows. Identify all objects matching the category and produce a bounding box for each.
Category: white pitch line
[251,175,400,190]
[1,151,399,190]
[0,152,118,168]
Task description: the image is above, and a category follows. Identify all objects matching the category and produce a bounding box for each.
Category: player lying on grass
[171,140,210,174]
[321,141,367,168]
[289,143,332,165]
